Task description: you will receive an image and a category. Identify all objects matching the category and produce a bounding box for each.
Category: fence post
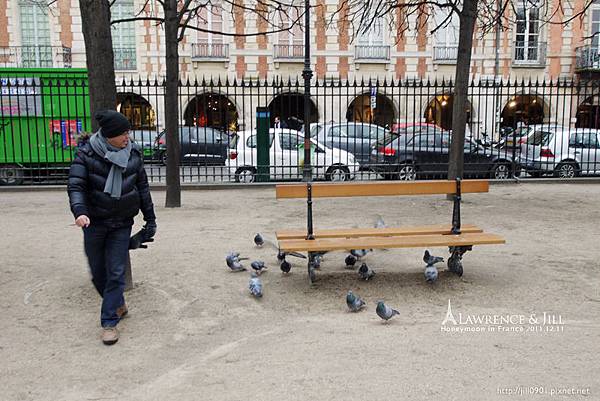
[256,107,270,182]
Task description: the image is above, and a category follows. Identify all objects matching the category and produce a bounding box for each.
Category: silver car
[311,122,389,168]
[519,127,600,178]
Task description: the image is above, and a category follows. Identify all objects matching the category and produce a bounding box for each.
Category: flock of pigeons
[225,216,446,323]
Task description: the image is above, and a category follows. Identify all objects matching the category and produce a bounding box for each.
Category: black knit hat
[95,110,131,138]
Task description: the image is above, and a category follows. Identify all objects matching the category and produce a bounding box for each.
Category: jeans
[83,224,132,328]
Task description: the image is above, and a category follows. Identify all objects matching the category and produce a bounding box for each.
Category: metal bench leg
[307,252,316,284]
[447,245,472,277]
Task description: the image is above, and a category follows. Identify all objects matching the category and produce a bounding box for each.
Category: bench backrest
[276,180,489,199]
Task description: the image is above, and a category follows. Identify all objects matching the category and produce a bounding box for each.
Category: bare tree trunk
[164,0,181,207]
[79,0,117,131]
[448,0,478,180]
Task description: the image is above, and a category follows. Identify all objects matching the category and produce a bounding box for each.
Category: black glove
[143,220,157,239]
[129,228,155,250]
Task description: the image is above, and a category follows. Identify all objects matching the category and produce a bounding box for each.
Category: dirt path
[1,183,599,400]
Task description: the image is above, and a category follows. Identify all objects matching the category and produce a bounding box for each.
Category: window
[196,2,225,59]
[570,132,600,148]
[279,132,303,150]
[530,130,553,146]
[515,5,541,62]
[433,7,459,60]
[246,134,274,148]
[359,125,387,140]
[591,3,600,51]
[415,132,448,148]
[358,17,384,47]
[112,0,136,70]
[329,126,349,138]
[19,1,51,67]
[276,5,303,58]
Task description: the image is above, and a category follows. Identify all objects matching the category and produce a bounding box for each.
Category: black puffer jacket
[67,140,155,227]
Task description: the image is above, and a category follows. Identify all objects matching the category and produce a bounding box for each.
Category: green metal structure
[0,68,90,184]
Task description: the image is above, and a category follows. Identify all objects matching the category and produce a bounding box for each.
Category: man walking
[68,110,156,345]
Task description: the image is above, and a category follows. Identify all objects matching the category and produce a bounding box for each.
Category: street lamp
[302,0,313,182]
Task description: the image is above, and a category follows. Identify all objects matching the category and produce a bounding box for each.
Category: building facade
[1,0,600,134]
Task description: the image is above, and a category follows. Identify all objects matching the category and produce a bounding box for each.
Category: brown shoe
[101,326,119,345]
[116,304,128,319]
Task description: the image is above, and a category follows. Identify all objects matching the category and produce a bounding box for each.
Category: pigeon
[312,254,323,269]
[374,215,387,229]
[280,259,291,273]
[350,249,372,259]
[226,252,247,272]
[346,290,366,312]
[424,265,439,283]
[423,250,444,266]
[358,263,376,281]
[251,260,268,275]
[423,250,444,283]
[376,301,399,322]
[345,254,357,269]
[254,233,265,247]
[248,273,263,298]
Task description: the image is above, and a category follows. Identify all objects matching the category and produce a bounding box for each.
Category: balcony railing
[114,47,137,70]
[273,44,304,60]
[575,45,600,71]
[513,41,547,67]
[0,46,71,68]
[354,45,390,61]
[433,45,458,63]
[191,42,229,60]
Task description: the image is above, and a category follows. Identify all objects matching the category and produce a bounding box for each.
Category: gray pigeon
[345,254,357,269]
[226,252,247,272]
[374,215,387,229]
[424,265,439,283]
[376,300,399,322]
[251,260,268,275]
[351,249,372,259]
[249,273,263,298]
[254,233,264,247]
[346,290,366,312]
[358,263,376,281]
[423,250,444,283]
[312,254,323,269]
[423,250,444,266]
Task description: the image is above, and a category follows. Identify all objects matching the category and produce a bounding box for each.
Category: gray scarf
[89,130,132,199]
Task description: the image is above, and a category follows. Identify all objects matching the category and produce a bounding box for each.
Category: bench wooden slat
[276,224,483,240]
[275,180,489,199]
[278,232,505,252]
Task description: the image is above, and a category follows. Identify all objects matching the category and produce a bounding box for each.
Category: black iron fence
[1,74,600,185]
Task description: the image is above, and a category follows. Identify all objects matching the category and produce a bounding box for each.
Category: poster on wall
[0,77,43,116]
[49,119,82,147]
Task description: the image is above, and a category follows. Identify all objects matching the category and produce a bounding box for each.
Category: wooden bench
[275,179,505,284]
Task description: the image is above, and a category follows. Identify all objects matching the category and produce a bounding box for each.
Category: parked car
[499,124,565,150]
[154,126,235,166]
[391,122,443,135]
[518,127,600,178]
[228,128,359,182]
[310,122,389,168]
[129,130,160,161]
[370,127,519,180]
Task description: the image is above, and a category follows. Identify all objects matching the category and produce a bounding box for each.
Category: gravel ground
[1,183,599,401]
